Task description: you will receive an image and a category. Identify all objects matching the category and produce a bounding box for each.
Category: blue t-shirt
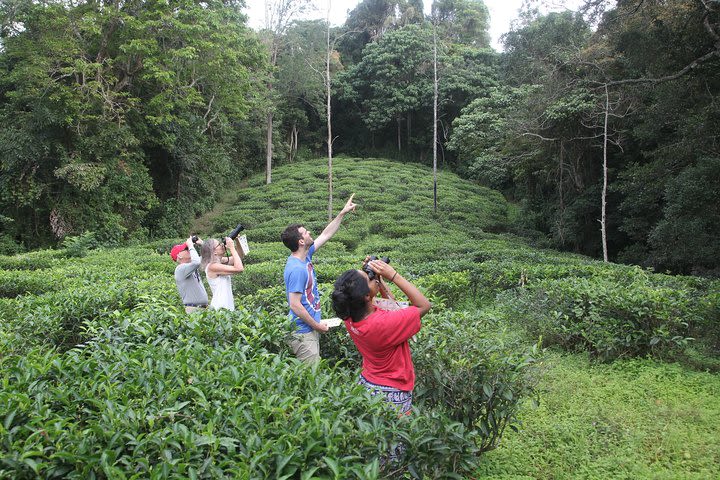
[284,244,321,333]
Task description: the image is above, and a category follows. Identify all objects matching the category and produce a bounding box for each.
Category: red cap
[170,243,188,261]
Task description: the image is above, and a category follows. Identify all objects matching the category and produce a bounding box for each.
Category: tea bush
[1,311,488,479]
[0,344,395,479]
[230,260,284,296]
[504,276,704,360]
[241,285,288,318]
[0,280,171,355]
[412,310,539,451]
[0,270,64,298]
[0,249,66,271]
[320,309,540,457]
[86,307,289,355]
[0,256,175,355]
[201,158,511,255]
[415,271,472,308]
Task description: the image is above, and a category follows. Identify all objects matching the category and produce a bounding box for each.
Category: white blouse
[205,265,235,311]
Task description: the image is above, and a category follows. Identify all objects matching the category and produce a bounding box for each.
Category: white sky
[243,0,586,51]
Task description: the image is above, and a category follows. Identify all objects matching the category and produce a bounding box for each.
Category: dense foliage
[449,1,720,274]
[2,0,717,275]
[0,0,267,248]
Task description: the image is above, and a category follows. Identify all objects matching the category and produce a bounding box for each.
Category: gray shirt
[174,247,208,306]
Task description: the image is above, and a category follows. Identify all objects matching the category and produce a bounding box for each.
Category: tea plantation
[1,158,718,479]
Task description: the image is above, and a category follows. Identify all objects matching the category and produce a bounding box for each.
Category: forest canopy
[1,0,718,275]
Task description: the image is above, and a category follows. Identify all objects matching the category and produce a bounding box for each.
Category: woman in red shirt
[331,258,431,414]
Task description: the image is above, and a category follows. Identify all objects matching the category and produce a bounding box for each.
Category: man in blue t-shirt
[281,194,357,362]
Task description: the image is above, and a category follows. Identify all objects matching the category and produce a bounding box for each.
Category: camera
[363,255,390,280]
[221,223,245,244]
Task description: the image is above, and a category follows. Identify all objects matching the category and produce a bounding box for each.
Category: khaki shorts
[287,330,320,363]
[184,306,206,314]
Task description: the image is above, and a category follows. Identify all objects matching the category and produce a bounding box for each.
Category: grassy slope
[478,354,720,479]
[1,157,718,478]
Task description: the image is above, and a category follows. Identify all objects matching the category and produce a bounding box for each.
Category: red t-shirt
[344,305,421,391]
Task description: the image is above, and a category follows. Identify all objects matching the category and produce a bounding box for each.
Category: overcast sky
[243,0,586,51]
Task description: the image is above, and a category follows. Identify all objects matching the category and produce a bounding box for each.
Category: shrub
[1,317,490,479]
[0,275,175,355]
[416,271,472,309]
[0,250,66,271]
[320,320,362,367]
[412,310,540,452]
[0,270,63,298]
[0,234,24,256]
[62,232,100,258]
[241,285,288,318]
[86,306,289,355]
[231,261,283,296]
[0,344,392,479]
[505,276,702,360]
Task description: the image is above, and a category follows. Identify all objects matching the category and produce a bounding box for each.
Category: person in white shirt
[200,237,244,311]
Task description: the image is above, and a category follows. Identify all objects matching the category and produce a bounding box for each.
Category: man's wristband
[390,272,397,282]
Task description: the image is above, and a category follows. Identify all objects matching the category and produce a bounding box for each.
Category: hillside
[1,158,718,479]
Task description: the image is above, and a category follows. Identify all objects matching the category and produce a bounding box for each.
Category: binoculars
[189,223,244,248]
[221,223,245,245]
[363,255,390,281]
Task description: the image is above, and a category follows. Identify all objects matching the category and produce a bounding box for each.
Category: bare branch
[522,132,558,142]
[602,49,719,87]
[203,95,215,122]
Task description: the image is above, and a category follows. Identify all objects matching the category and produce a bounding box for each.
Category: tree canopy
[1,0,718,275]
[0,0,267,246]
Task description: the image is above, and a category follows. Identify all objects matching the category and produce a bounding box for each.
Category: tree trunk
[288,123,298,162]
[557,141,565,245]
[433,23,438,213]
[406,113,411,151]
[397,116,401,153]
[326,1,333,221]
[601,85,609,262]
[266,111,273,184]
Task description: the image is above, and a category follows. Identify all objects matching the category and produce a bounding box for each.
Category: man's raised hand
[341,193,357,214]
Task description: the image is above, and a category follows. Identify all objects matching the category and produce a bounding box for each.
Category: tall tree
[334,4,495,161]
[0,0,267,247]
[451,11,597,249]
[432,15,439,212]
[340,23,434,154]
[275,19,327,162]
[450,1,720,273]
[432,0,491,47]
[603,0,720,272]
[261,0,312,184]
[327,2,334,220]
[339,0,425,64]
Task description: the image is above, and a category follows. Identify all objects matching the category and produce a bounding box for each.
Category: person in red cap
[171,236,209,313]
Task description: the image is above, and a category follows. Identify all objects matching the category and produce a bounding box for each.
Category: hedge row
[1,308,516,478]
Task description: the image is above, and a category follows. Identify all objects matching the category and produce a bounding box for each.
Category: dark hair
[281,223,303,252]
[332,269,371,322]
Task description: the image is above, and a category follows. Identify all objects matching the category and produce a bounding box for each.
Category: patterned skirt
[359,375,413,415]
